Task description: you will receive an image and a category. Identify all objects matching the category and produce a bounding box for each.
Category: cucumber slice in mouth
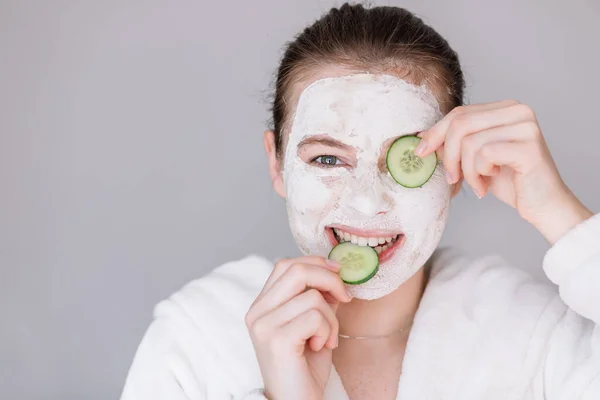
[386,135,437,188]
[328,242,379,285]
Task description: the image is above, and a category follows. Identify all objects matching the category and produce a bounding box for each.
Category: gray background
[1,0,599,399]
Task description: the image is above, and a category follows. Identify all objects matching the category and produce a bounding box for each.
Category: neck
[336,267,427,338]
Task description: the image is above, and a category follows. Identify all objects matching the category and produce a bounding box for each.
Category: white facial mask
[283,73,450,300]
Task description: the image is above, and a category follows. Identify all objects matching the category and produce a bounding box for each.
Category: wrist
[530,190,593,245]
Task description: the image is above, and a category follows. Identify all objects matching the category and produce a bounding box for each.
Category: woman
[121,4,599,399]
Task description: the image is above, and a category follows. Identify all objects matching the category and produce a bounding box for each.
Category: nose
[345,175,392,217]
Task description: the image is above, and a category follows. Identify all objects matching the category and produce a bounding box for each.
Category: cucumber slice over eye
[386,135,437,188]
[328,242,379,285]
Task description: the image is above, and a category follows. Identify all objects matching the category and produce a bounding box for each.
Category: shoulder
[428,247,559,304]
[402,248,568,395]
[405,248,599,397]
[422,247,565,331]
[122,255,273,398]
[154,254,274,325]
[154,255,273,394]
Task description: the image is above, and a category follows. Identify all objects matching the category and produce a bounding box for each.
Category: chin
[345,248,426,300]
[288,213,449,301]
[328,225,445,301]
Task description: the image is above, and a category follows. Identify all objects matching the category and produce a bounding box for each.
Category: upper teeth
[333,228,398,248]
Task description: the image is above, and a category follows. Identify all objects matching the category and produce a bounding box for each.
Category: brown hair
[270,2,465,158]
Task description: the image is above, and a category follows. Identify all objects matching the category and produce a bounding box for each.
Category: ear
[264,130,286,198]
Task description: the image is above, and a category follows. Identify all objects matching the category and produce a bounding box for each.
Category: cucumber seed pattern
[340,252,365,270]
[399,149,424,173]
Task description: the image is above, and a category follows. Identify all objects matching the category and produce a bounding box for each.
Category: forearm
[531,189,593,245]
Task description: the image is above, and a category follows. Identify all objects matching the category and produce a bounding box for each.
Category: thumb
[329,299,340,314]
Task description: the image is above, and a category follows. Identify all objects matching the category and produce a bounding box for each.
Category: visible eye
[311,155,344,167]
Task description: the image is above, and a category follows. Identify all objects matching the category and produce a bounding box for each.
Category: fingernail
[346,289,353,301]
[326,259,341,270]
[445,170,454,184]
[335,335,339,348]
[414,139,428,156]
[326,339,335,350]
[472,187,482,199]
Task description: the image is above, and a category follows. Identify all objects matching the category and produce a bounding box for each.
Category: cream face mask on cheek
[283,73,451,300]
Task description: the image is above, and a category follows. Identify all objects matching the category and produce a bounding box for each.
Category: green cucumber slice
[386,135,437,188]
[328,242,379,285]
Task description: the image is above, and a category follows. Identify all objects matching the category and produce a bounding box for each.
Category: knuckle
[306,309,324,326]
[275,257,290,266]
[522,120,540,138]
[250,321,263,338]
[451,105,467,116]
[289,262,308,278]
[480,143,494,159]
[273,258,290,272]
[515,104,536,120]
[305,288,322,305]
[448,114,467,134]
[244,311,254,328]
[250,318,268,339]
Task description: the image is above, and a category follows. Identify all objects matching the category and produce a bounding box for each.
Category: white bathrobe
[120,214,600,399]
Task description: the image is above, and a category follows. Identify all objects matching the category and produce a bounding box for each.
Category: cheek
[437,201,449,222]
[287,176,331,215]
[285,172,345,255]
[388,178,451,228]
[285,167,345,219]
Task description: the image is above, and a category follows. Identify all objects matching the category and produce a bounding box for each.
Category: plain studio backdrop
[1,0,599,399]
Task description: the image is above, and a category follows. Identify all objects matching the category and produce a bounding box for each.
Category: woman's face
[269,71,451,300]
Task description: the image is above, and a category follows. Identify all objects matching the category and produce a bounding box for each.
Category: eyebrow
[297,135,354,151]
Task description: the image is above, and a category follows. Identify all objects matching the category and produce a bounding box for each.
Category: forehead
[290,73,442,143]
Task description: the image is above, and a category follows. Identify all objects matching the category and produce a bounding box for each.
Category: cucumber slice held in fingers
[386,135,438,188]
[328,242,379,285]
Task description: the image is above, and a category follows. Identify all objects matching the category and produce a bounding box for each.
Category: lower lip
[326,229,405,264]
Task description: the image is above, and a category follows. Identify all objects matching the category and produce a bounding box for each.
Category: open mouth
[326,226,405,264]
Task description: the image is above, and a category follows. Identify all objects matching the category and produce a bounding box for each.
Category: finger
[261,256,339,295]
[478,140,537,174]
[248,257,341,326]
[256,289,339,350]
[417,99,520,158]
[250,263,351,322]
[479,176,492,199]
[278,309,331,354]
[320,291,340,305]
[441,104,537,183]
[474,152,501,177]
[435,145,454,184]
[461,140,487,198]
[325,301,340,348]
[457,123,536,196]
